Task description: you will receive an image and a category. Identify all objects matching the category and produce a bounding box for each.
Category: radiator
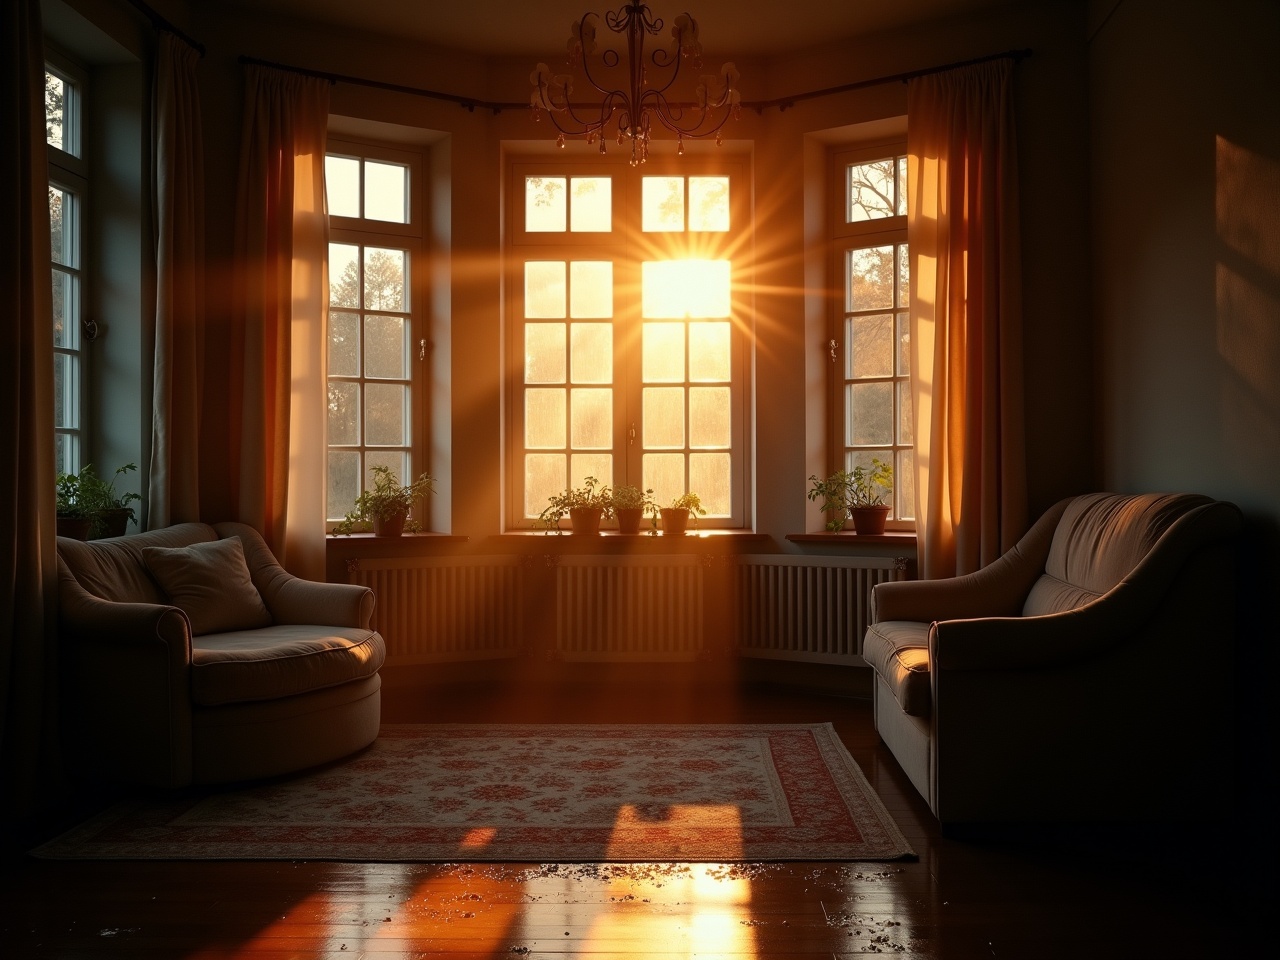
[346,556,524,663]
[736,555,908,664]
[553,555,705,661]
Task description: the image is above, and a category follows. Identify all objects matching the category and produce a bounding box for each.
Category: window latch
[629,423,636,446]
[828,338,838,363]
[419,338,427,361]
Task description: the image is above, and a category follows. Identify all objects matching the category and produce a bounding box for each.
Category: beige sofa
[57,522,385,788]
[864,493,1241,826]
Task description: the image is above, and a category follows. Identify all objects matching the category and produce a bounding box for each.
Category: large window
[508,157,750,529]
[324,140,426,527]
[830,145,914,525]
[46,58,87,476]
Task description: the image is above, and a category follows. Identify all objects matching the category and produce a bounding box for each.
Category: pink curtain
[149,32,205,527]
[907,59,1027,580]
[0,0,60,820]
[230,66,329,580]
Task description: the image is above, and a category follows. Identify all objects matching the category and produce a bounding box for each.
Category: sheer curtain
[149,32,205,527]
[1,0,59,821]
[907,59,1027,580]
[229,66,330,580]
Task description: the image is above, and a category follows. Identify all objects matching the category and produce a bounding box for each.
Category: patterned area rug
[34,723,914,862]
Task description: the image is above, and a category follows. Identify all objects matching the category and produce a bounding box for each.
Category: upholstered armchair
[864,493,1241,826]
[57,522,386,788]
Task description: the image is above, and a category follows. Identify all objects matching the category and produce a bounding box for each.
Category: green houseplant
[808,458,894,534]
[334,466,435,536]
[55,462,141,540]
[538,476,613,535]
[610,484,658,535]
[659,491,706,536]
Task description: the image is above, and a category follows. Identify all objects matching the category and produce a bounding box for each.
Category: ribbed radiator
[736,555,908,664]
[346,556,524,663]
[553,555,705,661]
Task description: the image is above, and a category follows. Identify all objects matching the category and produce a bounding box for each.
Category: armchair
[864,493,1241,825]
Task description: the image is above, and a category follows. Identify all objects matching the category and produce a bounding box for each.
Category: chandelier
[530,1,741,165]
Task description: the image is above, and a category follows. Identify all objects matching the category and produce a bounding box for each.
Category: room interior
[2,0,1277,954]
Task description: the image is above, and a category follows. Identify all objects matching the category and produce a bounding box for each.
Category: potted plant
[537,476,613,535]
[610,484,658,535]
[809,458,895,534]
[334,466,435,537]
[659,492,706,536]
[55,462,142,540]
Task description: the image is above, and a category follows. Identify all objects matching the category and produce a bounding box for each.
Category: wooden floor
[0,663,1266,959]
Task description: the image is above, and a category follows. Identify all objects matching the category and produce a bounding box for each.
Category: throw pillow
[142,537,272,635]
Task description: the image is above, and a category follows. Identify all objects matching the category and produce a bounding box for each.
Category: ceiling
[228,0,1015,58]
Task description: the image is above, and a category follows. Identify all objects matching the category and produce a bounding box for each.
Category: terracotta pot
[569,507,603,535]
[94,507,131,540]
[850,505,890,535]
[56,516,94,541]
[615,507,644,535]
[373,509,408,537]
[660,507,689,536]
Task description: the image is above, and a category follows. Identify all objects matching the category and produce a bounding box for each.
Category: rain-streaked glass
[365,314,407,379]
[570,454,612,492]
[52,269,77,348]
[569,261,612,318]
[690,452,730,515]
[642,176,684,231]
[525,323,566,384]
[643,323,685,382]
[525,388,566,448]
[689,387,730,448]
[642,452,685,508]
[526,177,566,232]
[525,261,566,318]
[525,453,566,517]
[688,322,730,382]
[570,387,612,448]
[365,450,409,491]
[327,451,360,521]
[570,177,611,232]
[365,382,406,445]
[54,353,77,429]
[643,387,685,448]
[570,323,611,384]
[845,381,893,446]
[327,381,359,445]
[329,311,359,377]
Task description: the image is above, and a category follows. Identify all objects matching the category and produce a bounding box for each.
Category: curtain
[907,59,1027,580]
[149,32,205,528]
[229,66,329,580]
[0,0,60,822]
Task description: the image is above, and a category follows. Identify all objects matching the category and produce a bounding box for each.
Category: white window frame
[505,153,752,530]
[325,138,428,530]
[829,142,914,528]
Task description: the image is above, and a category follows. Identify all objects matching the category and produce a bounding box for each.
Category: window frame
[325,137,429,531]
[505,153,752,531]
[829,141,914,529]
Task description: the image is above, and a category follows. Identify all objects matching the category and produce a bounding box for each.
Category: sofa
[864,493,1241,826]
[56,522,386,788]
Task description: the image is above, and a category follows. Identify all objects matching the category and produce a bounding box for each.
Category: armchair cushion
[142,537,272,635]
[862,620,932,717]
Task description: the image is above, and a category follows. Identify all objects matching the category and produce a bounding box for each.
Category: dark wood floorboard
[0,664,1266,959]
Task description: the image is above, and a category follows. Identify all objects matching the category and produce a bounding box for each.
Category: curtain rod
[124,0,206,57]
[239,47,1031,116]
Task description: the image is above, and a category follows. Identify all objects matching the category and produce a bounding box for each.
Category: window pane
[55,433,76,477]
[690,452,731,515]
[898,381,914,446]
[45,71,65,151]
[365,450,410,491]
[847,313,893,379]
[53,353,77,429]
[328,381,359,445]
[848,245,894,311]
[364,247,406,312]
[325,156,360,217]
[846,381,893,446]
[526,323,566,384]
[327,451,360,521]
[49,186,76,267]
[526,177,566,232]
[688,177,729,231]
[570,177,611,232]
[570,322,611,384]
[642,176,684,231]
[896,449,915,520]
[896,310,911,377]
[525,388,566,448]
[643,260,730,318]
[329,311,359,376]
[525,261,566,318]
[329,244,360,307]
[365,383,407,445]
[365,160,408,223]
[569,261,613,318]
[643,453,685,507]
[365,314,407,379]
[570,388,612,448]
[643,387,685,448]
[570,454,612,491]
[897,242,910,306]
[643,323,685,382]
[848,158,896,222]
[689,387,730,448]
[526,453,566,517]
[52,269,77,348]
[896,156,908,216]
[688,322,730,382]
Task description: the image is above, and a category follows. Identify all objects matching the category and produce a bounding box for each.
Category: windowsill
[786,531,917,547]
[326,531,469,543]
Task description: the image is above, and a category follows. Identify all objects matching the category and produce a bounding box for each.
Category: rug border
[33,722,915,864]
